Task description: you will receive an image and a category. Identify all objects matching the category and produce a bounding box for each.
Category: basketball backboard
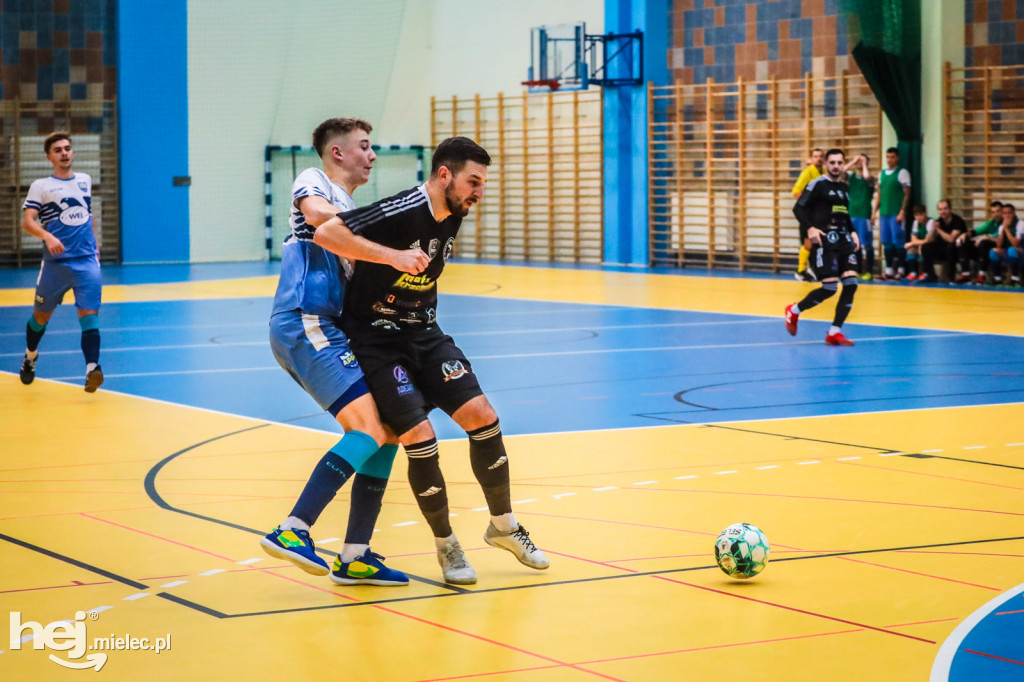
[526,22,587,92]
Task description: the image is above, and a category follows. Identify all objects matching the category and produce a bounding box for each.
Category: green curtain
[842,0,922,212]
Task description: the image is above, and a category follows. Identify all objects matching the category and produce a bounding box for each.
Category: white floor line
[393,521,418,527]
[160,581,187,588]
[236,558,263,565]
[837,457,861,461]
[714,471,737,475]
[797,461,820,465]
[755,465,779,470]
[553,492,576,498]
[632,481,657,485]
[122,593,150,601]
[592,486,617,492]
[674,475,698,479]
[198,569,225,576]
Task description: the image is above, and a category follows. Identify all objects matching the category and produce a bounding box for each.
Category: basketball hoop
[521,79,561,91]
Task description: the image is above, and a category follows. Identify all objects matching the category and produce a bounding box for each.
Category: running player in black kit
[312,137,549,585]
[784,148,861,346]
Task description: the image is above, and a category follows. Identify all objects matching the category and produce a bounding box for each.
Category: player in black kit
[784,148,861,346]
[312,137,549,585]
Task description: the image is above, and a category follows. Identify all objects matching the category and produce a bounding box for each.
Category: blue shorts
[879,215,903,246]
[269,311,368,415]
[34,256,102,314]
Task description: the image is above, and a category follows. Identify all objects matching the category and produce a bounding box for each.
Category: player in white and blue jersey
[261,118,430,586]
[20,132,104,392]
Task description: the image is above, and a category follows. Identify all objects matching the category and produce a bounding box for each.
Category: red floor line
[544,549,640,572]
[995,609,1024,616]
[965,649,1024,666]
[900,550,1024,559]
[840,459,1024,492]
[836,556,1002,591]
[1,488,277,499]
[78,512,235,561]
[884,617,960,628]
[651,575,936,644]
[607,549,823,563]
[0,580,112,595]
[0,494,288,521]
[415,664,563,681]
[579,627,865,664]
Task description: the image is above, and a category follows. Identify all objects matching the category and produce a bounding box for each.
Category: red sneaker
[784,304,799,336]
[906,272,918,282]
[825,332,854,346]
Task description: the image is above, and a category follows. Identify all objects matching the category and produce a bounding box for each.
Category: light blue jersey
[23,173,97,261]
[271,168,355,317]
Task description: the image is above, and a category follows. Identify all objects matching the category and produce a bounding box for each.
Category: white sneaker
[484,523,549,570]
[436,537,477,585]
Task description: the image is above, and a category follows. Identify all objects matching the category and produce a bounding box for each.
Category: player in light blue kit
[20,132,104,392]
[261,118,430,586]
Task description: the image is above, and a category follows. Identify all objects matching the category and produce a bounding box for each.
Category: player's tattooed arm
[313,216,430,275]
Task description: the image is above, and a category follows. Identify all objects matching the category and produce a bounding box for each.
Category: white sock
[340,543,368,563]
[280,516,309,532]
[829,325,841,336]
[790,304,801,315]
[86,362,97,374]
[26,349,38,360]
[434,533,457,550]
[490,512,517,533]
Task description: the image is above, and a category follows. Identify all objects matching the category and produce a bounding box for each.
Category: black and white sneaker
[484,523,549,570]
[19,355,36,385]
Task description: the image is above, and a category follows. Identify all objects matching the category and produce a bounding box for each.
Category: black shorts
[811,244,859,280]
[349,330,484,436]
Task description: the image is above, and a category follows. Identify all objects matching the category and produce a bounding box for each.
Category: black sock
[81,329,100,365]
[289,450,356,526]
[406,438,452,538]
[26,320,46,352]
[796,283,837,312]
[833,277,858,327]
[344,474,388,545]
[467,420,512,516]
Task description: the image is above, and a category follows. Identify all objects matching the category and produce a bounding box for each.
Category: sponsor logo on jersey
[426,308,436,323]
[78,181,88,192]
[428,238,439,258]
[442,360,469,382]
[397,384,415,395]
[399,315,424,325]
[372,301,397,315]
[372,319,400,330]
[393,365,409,383]
[409,239,421,250]
[832,204,849,214]
[59,205,90,227]
[394,273,435,291]
[340,352,359,368]
[443,238,455,262]
[826,230,840,244]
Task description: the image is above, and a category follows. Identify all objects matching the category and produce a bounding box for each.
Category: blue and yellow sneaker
[330,549,409,586]
[259,526,330,576]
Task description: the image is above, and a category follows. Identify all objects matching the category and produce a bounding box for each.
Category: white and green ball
[714,522,770,579]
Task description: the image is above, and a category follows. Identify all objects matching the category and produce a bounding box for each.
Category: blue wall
[118,1,189,263]
[604,0,669,266]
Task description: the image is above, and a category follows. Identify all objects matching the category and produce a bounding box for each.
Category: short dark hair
[824,148,844,160]
[886,147,899,156]
[991,200,1004,208]
[311,118,372,158]
[44,131,71,154]
[1004,203,1016,212]
[430,136,491,178]
[938,198,952,209]
[911,204,927,214]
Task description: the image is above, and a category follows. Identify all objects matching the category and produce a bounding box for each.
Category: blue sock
[79,314,100,365]
[289,431,378,526]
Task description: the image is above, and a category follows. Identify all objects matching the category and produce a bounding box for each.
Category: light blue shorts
[269,311,367,414]
[34,255,102,314]
[879,215,903,246]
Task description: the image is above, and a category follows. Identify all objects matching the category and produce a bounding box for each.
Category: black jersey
[794,175,854,248]
[339,186,460,337]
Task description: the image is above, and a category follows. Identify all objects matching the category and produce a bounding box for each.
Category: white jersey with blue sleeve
[271,168,356,317]
[23,173,97,261]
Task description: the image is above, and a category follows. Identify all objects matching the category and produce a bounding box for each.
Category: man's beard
[444,186,472,217]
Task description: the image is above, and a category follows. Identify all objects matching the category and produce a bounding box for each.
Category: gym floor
[1,261,1022,680]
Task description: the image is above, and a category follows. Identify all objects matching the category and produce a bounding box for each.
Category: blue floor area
[3,294,1023,439]
[949,592,1024,680]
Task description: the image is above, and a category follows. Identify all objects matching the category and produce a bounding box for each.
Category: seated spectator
[989,203,1023,286]
[965,200,1003,284]
[921,199,967,283]
[904,204,933,282]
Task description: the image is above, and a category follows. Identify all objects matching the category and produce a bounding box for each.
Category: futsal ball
[714,522,770,579]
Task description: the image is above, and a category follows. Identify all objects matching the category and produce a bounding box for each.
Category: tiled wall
[0,0,117,104]
[965,0,1024,66]
[669,0,856,85]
